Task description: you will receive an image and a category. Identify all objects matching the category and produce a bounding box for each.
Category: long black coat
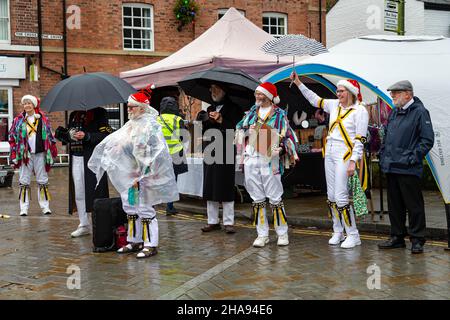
[64,108,112,214]
[200,99,243,202]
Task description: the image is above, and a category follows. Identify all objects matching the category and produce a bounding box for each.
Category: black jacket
[380,97,434,177]
[199,98,243,202]
[56,108,112,214]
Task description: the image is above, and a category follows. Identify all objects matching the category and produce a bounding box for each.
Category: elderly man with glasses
[378,80,434,254]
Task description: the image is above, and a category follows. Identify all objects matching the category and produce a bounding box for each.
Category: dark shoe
[411,242,424,254]
[201,224,221,232]
[166,206,178,215]
[117,243,143,254]
[136,247,158,259]
[224,225,236,234]
[378,237,406,249]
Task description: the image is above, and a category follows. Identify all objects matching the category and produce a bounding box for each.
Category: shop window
[0,88,12,149]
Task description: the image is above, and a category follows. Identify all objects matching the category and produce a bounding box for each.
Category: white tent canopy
[120,7,292,88]
[262,35,450,203]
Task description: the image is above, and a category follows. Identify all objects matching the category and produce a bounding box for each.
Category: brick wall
[3,0,326,154]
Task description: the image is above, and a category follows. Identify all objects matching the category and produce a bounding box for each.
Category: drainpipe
[38,0,69,126]
[318,0,322,43]
[62,0,68,127]
[37,0,65,77]
[62,0,68,78]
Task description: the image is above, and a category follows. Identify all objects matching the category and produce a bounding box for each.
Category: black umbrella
[40,72,136,112]
[177,67,260,108]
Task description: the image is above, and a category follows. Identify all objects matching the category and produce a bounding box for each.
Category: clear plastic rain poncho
[88,107,179,206]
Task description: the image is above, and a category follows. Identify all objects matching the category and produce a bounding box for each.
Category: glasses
[389,91,405,97]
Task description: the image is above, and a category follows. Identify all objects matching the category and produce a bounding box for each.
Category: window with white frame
[262,12,287,38]
[0,0,10,42]
[0,88,12,147]
[122,3,154,51]
[218,8,245,20]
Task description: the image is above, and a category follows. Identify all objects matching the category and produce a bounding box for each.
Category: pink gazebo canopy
[120,7,295,88]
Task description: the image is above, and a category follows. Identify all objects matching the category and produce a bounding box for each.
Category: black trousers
[386,173,426,243]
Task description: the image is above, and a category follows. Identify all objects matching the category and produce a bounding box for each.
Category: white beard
[255,101,262,107]
[128,112,142,120]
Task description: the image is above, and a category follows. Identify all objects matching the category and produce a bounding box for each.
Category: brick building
[0,0,326,157]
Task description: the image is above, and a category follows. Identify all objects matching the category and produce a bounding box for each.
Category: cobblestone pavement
[0,209,449,300]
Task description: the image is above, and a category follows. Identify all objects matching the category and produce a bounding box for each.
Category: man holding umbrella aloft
[235,82,299,247]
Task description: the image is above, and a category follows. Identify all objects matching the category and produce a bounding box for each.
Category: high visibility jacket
[157,114,183,155]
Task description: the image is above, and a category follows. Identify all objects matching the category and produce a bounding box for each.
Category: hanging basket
[173,0,199,31]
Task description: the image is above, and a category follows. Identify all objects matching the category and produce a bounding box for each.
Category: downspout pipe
[37,0,65,77]
[62,0,68,79]
[319,0,322,43]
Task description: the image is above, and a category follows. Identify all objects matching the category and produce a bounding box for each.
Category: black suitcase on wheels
[92,197,128,252]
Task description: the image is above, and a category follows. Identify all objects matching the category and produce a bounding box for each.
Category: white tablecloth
[177,157,245,197]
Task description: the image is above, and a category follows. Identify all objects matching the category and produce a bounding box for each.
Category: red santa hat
[128,84,156,107]
[255,82,280,105]
[21,94,42,118]
[337,79,363,102]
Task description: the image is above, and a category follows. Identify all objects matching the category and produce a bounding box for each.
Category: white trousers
[325,141,359,235]
[72,156,89,227]
[244,156,287,237]
[120,181,158,247]
[19,152,50,213]
[207,201,234,226]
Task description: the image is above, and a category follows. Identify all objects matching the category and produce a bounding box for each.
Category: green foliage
[173,0,199,30]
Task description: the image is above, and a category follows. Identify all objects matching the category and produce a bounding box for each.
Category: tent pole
[445,203,450,251]
[379,160,384,217]
[377,97,384,220]
[289,56,295,88]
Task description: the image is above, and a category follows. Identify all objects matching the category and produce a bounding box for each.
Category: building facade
[326,0,450,48]
[0,0,326,157]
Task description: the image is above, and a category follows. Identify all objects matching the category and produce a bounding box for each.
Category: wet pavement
[0,168,449,300]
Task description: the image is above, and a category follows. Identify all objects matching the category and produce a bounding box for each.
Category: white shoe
[19,211,28,216]
[253,236,269,248]
[328,232,345,245]
[71,226,91,238]
[340,234,361,249]
[277,234,289,246]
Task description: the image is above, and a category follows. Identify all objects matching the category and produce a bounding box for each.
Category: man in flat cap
[378,80,434,254]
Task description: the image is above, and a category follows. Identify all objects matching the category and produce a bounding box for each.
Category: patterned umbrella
[261,34,328,86]
[261,34,328,57]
